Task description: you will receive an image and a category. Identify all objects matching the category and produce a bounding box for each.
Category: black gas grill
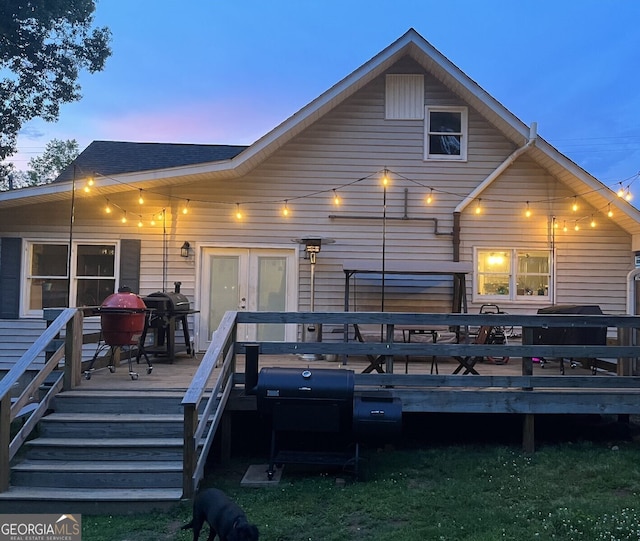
[255,367,402,479]
[137,282,197,362]
[527,304,606,374]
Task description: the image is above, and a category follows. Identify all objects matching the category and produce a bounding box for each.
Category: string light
[121,211,127,224]
[574,221,580,231]
[382,168,389,187]
[137,217,143,228]
[85,166,630,234]
[563,220,568,232]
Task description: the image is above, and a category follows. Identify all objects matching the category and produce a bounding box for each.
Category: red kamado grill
[254,366,402,479]
[84,287,152,380]
[138,282,196,362]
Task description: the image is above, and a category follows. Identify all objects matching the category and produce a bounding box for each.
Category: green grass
[81,438,640,541]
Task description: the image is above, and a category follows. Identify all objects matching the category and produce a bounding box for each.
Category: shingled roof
[54,140,248,182]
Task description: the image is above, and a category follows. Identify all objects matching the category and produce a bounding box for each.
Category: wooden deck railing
[0,308,84,492]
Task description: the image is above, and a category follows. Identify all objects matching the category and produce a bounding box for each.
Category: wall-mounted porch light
[180,241,191,258]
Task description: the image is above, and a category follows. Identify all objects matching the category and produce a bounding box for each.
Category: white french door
[198,247,297,350]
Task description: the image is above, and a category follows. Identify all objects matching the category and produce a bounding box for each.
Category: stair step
[0,487,184,514]
[22,437,184,461]
[38,413,186,437]
[53,390,188,414]
[11,460,183,489]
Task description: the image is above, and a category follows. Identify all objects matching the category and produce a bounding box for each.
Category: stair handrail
[0,308,84,492]
[182,310,238,498]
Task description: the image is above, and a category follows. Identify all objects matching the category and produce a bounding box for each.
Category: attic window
[425,106,468,161]
[385,74,424,120]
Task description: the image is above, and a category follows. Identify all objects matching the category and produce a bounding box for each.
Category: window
[25,241,117,314]
[475,249,550,301]
[425,106,468,161]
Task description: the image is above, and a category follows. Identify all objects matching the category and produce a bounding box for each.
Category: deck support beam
[522,414,535,454]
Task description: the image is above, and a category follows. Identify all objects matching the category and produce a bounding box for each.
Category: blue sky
[11,0,640,190]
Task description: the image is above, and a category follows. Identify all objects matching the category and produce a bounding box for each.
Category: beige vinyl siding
[0,58,633,339]
[459,157,632,314]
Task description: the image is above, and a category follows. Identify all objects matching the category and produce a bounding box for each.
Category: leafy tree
[26,138,80,185]
[0,1,111,165]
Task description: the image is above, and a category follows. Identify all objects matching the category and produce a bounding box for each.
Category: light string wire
[70,163,640,228]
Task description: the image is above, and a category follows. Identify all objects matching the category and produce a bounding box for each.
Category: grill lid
[143,291,190,312]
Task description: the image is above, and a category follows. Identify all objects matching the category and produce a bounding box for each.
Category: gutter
[452,122,538,262]
[454,122,538,215]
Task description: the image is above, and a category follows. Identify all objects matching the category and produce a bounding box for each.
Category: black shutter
[119,239,141,294]
[0,237,22,319]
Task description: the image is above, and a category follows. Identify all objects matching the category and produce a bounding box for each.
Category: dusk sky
[10,0,640,191]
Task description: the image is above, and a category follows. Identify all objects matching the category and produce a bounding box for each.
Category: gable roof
[2,28,640,239]
[54,141,248,183]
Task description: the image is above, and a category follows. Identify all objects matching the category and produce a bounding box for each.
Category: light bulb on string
[137,217,143,228]
[138,190,144,205]
[382,168,389,187]
[121,211,127,224]
[525,201,531,218]
[563,220,568,232]
[105,200,112,214]
[282,200,290,217]
[607,203,613,218]
[426,188,433,205]
[617,183,625,198]
[574,221,580,231]
[235,203,243,220]
[182,199,189,215]
[150,214,156,226]
[590,215,596,228]
[625,188,633,201]
[475,198,481,215]
[572,196,578,212]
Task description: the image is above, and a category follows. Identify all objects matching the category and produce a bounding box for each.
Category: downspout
[454,123,538,216]
[452,123,538,261]
[626,267,640,315]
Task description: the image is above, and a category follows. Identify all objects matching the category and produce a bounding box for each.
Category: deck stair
[1,389,211,514]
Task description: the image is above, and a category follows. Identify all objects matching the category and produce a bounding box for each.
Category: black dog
[182,488,259,541]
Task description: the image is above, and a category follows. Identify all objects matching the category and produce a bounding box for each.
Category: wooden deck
[76,348,596,392]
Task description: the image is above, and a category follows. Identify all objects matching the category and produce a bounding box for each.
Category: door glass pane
[256,256,287,341]
[208,256,240,340]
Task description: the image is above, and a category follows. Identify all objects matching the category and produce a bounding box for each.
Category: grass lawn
[81,415,640,541]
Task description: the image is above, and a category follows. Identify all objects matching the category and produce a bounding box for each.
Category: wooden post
[618,327,633,376]
[183,403,198,499]
[64,310,83,391]
[220,413,232,464]
[385,324,395,373]
[522,414,535,454]
[0,394,10,492]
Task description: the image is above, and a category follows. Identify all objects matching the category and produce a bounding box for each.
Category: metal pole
[67,165,76,307]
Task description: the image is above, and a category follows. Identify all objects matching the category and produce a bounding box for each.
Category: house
[2,28,640,364]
